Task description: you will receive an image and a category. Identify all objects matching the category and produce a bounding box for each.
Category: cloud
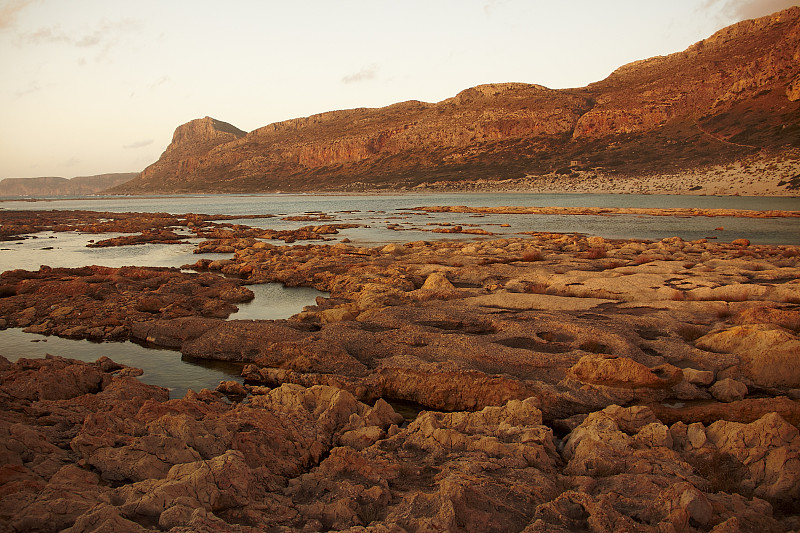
[150,76,171,89]
[76,18,141,48]
[20,26,70,45]
[14,79,43,98]
[342,64,379,84]
[19,17,142,54]
[704,0,800,21]
[0,0,37,32]
[123,139,154,149]
[483,0,507,17]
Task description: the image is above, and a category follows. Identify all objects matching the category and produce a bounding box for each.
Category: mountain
[112,7,800,194]
[0,173,138,197]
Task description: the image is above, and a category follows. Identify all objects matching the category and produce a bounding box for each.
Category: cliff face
[114,8,800,194]
[0,173,137,197]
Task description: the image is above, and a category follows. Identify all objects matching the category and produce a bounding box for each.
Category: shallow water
[0,328,244,399]
[228,283,326,320]
[2,192,799,244]
[0,231,216,272]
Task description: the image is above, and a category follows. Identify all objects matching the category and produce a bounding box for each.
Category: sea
[1,192,798,397]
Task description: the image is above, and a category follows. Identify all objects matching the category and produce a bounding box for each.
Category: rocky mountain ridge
[112,7,800,194]
[0,173,137,197]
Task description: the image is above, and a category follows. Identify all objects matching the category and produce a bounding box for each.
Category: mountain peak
[166,117,246,154]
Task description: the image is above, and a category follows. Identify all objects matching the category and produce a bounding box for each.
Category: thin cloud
[20,26,70,45]
[123,140,154,149]
[483,0,507,17]
[150,76,171,89]
[342,64,379,84]
[20,18,142,50]
[0,0,37,32]
[704,0,799,21]
[77,18,141,48]
[14,79,46,98]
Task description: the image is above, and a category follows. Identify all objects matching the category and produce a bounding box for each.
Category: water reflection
[229,283,327,320]
[0,328,243,399]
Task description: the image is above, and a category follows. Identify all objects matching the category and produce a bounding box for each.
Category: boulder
[419,272,457,292]
[710,378,748,403]
[682,367,715,386]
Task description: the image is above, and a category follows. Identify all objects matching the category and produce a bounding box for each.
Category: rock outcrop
[1,356,798,531]
[112,8,800,194]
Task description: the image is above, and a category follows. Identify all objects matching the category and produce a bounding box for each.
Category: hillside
[0,173,137,197]
[112,7,800,194]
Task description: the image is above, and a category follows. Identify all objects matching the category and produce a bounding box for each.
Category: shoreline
[3,152,799,200]
[407,151,800,197]
[414,205,800,218]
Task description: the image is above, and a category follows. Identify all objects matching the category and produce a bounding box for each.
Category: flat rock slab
[463,292,614,311]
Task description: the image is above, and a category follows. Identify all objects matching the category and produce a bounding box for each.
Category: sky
[1,0,798,179]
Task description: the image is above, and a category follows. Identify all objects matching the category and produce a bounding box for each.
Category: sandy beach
[410,150,800,197]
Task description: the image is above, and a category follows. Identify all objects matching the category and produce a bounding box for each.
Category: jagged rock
[2,356,799,531]
[4,199,800,531]
[62,503,147,533]
[116,450,253,520]
[672,412,800,507]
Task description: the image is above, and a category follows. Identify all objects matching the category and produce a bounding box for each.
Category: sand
[411,150,800,196]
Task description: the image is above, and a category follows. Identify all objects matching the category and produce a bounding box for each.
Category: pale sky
[1,0,798,179]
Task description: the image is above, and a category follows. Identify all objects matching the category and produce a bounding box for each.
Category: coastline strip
[413,205,800,218]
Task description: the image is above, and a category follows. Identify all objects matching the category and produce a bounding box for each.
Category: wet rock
[216,380,248,396]
[2,355,108,401]
[0,266,253,341]
[129,317,222,348]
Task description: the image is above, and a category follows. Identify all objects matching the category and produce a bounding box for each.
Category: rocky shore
[1,209,800,531]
